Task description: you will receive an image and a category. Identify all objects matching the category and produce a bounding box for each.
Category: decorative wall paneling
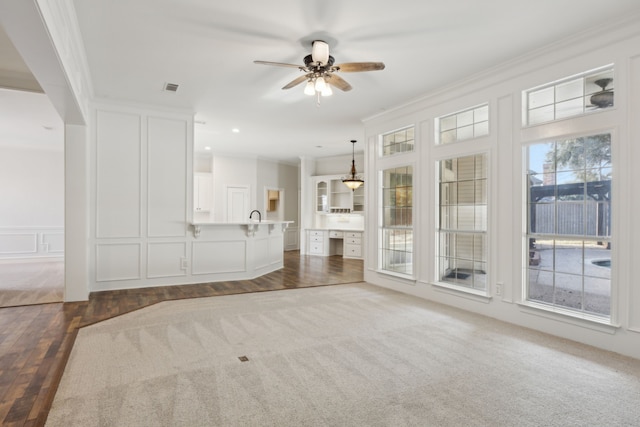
[0,227,64,260]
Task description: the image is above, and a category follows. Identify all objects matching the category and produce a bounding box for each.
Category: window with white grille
[523,66,614,126]
[436,104,489,145]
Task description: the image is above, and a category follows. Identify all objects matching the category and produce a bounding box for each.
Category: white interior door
[227,186,249,222]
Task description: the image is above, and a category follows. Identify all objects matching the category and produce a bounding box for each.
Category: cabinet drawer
[345,237,361,245]
[310,230,324,237]
[329,230,344,238]
[345,232,362,238]
[310,235,324,243]
[309,243,324,254]
[344,244,362,257]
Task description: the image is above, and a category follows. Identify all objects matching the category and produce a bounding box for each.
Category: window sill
[430,281,492,303]
[375,269,416,284]
[517,301,620,334]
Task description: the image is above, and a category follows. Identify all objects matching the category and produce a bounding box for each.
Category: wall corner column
[64,123,89,301]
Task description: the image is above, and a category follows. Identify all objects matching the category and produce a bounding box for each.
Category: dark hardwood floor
[0,252,363,426]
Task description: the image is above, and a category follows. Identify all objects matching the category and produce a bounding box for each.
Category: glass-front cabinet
[316,180,328,212]
[314,175,364,213]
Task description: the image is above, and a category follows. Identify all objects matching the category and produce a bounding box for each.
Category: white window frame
[435,103,489,145]
[522,131,614,324]
[378,164,414,278]
[436,153,489,293]
[380,126,415,157]
[522,65,614,126]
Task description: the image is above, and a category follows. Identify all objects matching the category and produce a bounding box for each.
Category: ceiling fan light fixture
[321,83,333,97]
[311,40,329,65]
[314,76,327,92]
[304,80,315,96]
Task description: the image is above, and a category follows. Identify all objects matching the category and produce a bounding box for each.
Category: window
[382,127,414,156]
[526,133,611,318]
[437,104,489,144]
[437,154,487,290]
[524,66,614,126]
[380,166,413,275]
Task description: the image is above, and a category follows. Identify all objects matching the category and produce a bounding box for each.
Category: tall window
[437,154,487,290]
[436,104,489,145]
[526,133,611,317]
[523,66,614,126]
[382,127,414,156]
[380,166,413,275]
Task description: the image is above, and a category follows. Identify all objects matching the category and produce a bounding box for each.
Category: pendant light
[342,140,364,191]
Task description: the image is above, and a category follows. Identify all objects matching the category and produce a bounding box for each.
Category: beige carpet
[0,260,64,307]
[47,283,640,426]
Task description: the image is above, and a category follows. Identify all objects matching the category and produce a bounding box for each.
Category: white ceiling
[4,1,640,161]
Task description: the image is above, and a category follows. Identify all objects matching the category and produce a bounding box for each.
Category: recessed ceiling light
[204,146,211,150]
[232,128,240,133]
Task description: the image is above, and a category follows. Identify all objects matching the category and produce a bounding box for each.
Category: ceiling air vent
[164,82,179,92]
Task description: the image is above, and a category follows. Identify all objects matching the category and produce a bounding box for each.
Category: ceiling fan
[254,40,385,100]
[587,78,614,109]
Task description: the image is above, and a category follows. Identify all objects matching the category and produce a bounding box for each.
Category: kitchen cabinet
[316,180,328,212]
[194,172,212,212]
[314,175,364,213]
[307,229,363,259]
[343,231,363,259]
[308,229,329,255]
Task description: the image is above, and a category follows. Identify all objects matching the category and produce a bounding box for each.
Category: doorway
[0,89,65,307]
[227,185,250,222]
[265,187,284,222]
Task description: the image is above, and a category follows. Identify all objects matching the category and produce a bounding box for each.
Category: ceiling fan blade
[254,60,303,69]
[336,62,386,72]
[326,74,352,92]
[282,74,309,90]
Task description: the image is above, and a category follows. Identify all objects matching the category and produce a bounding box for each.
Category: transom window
[525,133,611,318]
[437,154,487,291]
[380,166,413,275]
[381,127,414,156]
[436,104,489,145]
[523,66,614,126]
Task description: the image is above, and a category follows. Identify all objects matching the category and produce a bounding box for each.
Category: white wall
[256,159,300,250]
[363,17,640,359]
[211,155,257,222]
[0,146,63,226]
[0,146,64,259]
[88,104,301,292]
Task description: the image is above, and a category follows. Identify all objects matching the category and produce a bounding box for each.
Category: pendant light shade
[342,140,364,191]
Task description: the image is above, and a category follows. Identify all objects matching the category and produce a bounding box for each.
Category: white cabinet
[316,180,328,212]
[314,175,365,214]
[308,229,329,255]
[194,173,212,212]
[307,229,363,259]
[343,231,363,259]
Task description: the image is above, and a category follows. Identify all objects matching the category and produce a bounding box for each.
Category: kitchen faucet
[249,209,262,222]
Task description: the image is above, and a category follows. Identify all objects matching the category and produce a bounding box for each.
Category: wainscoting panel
[192,240,246,275]
[42,232,64,254]
[95,110,141,238]
[96,243,141,282]
[0,227,64,259]
[254,237,269,270]
[0,233,37,255]
[269,234,284,264]
[284,227,299,251]
[147,242,187,278]
[147,117,188,237]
